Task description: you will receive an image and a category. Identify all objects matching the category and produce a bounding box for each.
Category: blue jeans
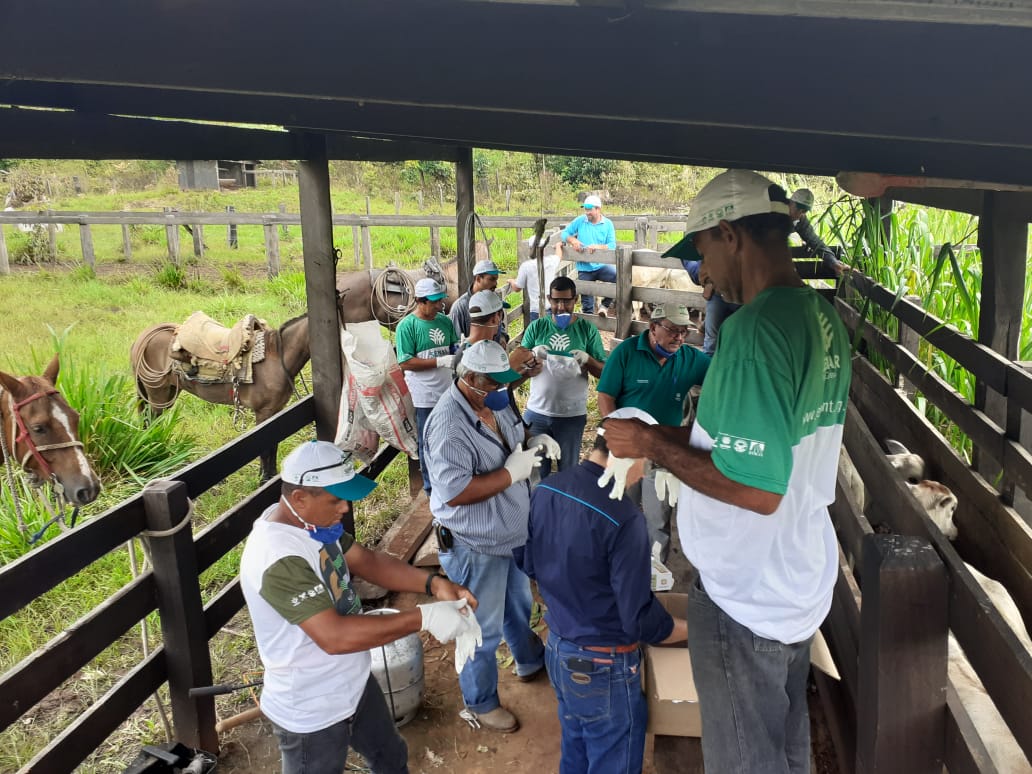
[523,409,586,477]
[703,294,740,355]
[269,674,409,774]
[439,541,545,713]
[687,576,812,774]
[577,265,616,315]
[545,633,647,774]
[415,406,433,494]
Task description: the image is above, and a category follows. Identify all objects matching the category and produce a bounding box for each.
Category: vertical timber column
[455,147,475,294]
[975,191,1027,504]
[299,133,343,441]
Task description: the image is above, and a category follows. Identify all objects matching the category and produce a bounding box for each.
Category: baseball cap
[650,304,696,327]
[281,440,377,500]
[582,194,602,210]
[598,406,658,435]
[468,290,506,318]
[473,259,502,276]
[790,188,814,211]
[662,170,791,262]
[414,277,447,301]
[461,340,521,383]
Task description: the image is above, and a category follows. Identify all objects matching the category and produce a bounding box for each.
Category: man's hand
[601,417,653,459]
[510,347,543,378]
[567,236,583,252]
[570,349,590,366]
[430,576,478,611]
[654,468,680,508]
[597,455,635,500]
[436,354,458,369]
[418,599,477,643]
[532,345,549,361]
[503,444,543,484]
[527,433,561,463]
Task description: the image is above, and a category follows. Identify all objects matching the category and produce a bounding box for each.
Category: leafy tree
[545,155,616,188]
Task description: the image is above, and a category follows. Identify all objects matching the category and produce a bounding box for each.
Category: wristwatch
[425,572,444,596]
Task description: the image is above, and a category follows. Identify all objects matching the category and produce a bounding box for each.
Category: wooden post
[455,146,475,293]
[142,480,218,754]
[360,224,373,269]
[855,533,947,774]
[279,203,289,236]
[896,294,921,398]
[505,187,512,212]
[164,207,180,266]
[615,247,633,340]
[72,175,82,195]
[417,190,424,211]
[351,225,361,268]
[394,191,401,215]
[634,217,648,248]
[365,196,371,216]
[430,226,441,259]
[298,133,343,441]
[0,226,9,275]
[47,210,57,262]
[264,222,280,278]
[192,224,205,259]
[226,205,237,248]
[121,223,132,260]
[78,222,95,269]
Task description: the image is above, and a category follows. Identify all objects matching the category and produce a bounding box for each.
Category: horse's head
[0,355,101,506]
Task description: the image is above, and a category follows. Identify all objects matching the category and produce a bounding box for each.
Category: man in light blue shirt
[560,195,617,316]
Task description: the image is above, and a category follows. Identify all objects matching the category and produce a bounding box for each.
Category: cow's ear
[884,439,909,455]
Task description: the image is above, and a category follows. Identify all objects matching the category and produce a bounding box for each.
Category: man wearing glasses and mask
[520,275,607,477]
[240,440,478,774]
[596,304,711,562]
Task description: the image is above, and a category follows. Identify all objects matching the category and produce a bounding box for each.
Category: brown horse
[130,314,310,481]
[0,355,101,507]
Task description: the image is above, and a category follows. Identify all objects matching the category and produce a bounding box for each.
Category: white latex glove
[418,599,475,643]
[598,455,635,500]
[570,349,590,366]
[546,355,583,377]
[532,345,549,361]
[454,608,484,674]
[654,468,680,508]
[436,354,458,369]
[527,433,561,463]
[503,444,542,484]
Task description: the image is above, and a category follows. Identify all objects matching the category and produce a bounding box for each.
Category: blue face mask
[463,378,510,411]
[652,342,677,359]
[554,313,572,330]
[282,495,344,544]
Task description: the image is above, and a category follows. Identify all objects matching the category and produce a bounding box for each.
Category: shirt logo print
[819,311,841,380]
[291,583,325,606]
[548,332,571,351]
[429,327,447,346]
[717,433,766,457]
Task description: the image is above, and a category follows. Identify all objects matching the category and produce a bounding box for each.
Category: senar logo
[717,433,766,457]
[429,327,447,345]
[548,332,572,351]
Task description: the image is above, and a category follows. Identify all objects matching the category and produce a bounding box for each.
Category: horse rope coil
[132,325,180,410]
[371,266,417,326]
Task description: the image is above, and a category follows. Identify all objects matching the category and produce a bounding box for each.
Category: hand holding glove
[532,345,549,361]
[654,468,681,508]
[436,354,458,369]
[418,599,475,643]
[527,433,561,463]
[597,454,635,500]
[570,349,590,367]
[454,608,484,673]
[503,444,543,484]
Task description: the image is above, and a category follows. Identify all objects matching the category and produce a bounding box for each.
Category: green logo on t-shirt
[715,433,766,457]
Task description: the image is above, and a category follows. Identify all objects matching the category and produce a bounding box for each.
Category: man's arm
[603,420,783,515]
[300,606,424,655]
[596,391,617,418]
[795,217,843,276]
[447,469,513,506]
[345,542,476,609]
[399,356,444,372]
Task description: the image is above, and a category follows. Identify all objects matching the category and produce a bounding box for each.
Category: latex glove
[503,444,542,484]
[418,599,475,643]
[654,468,680,508]
[532,345,549,361]
[546,355,583,378]
[569,349,590,366]
[436,354,458,369]
[598,455,635,500]
[454,608,484,674]
[527,433,561,463]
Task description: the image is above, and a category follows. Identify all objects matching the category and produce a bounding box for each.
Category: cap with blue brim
[281,440,377,500]
[662,169,791,263]
[415,277,448,302]
[462,340,522,383]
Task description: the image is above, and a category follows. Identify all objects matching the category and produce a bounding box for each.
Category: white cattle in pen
[629,265,704,322]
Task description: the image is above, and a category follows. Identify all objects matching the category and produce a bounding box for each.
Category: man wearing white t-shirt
[240,440,478,774]
[604,170,852,773]
[508,232,562,321]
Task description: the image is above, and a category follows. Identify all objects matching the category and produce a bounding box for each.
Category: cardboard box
[643,592,840,738]
[650,557,674,592]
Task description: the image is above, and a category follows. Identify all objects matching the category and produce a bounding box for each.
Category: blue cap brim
[582,204,596,209]
[426,292,447,301]
[325,474,377,501]
[662,233,701,262]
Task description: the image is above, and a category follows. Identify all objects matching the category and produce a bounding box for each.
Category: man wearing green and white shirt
[604,170,852,774]
[396,278,461,497]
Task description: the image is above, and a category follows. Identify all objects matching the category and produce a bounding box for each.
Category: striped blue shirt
[423,382,530,555]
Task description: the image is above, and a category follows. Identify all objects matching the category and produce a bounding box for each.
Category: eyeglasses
[656,321,690,339]
[548,296,576,308]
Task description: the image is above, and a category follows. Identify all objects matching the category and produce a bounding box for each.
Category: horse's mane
[277,312,309,336]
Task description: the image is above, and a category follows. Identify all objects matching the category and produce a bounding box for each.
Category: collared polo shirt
[597,331,711,426]
[514,460,673,646]
[423,382,531,556]
[561,214,617,272]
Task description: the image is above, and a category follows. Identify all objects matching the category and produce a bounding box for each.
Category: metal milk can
[365,607,425,726]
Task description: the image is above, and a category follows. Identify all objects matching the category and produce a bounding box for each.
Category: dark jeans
[414,406,434,495]
[269,674,409,774]
[523,409,586,478]
[577,265,616,314]
[687,576,812,774]
[545,632,647,774]
[703,293,740,355]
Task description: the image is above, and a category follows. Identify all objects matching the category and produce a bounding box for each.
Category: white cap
[598,407,658,435]
[473,259,502,276]
[650,304,696,327]
[468,290,504,318]
[662,170,790,262]
[461,340,521,383]
[414,277,447,301]
[582,194,603,209]
[281,440,377,500]
[790,188,815,210]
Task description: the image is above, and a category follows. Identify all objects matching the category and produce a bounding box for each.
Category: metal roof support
[456,147,475,294]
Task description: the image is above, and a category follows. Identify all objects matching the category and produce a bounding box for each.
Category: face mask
[554,313,572,330]
[462,378,510,411]
[281,495,344,544]
[652,342,678,359]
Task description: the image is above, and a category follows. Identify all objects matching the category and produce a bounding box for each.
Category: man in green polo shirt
[596,304,710,561]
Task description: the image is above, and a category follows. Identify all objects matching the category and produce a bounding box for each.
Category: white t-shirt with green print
[677,287,852,644]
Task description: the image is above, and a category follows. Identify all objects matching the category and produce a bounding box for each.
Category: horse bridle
[2,387,85,479]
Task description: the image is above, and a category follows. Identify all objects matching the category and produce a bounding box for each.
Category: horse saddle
[170,311,268,384]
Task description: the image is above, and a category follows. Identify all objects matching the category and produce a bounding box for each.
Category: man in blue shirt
[561,195,617,317]
[515,407,687,774]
